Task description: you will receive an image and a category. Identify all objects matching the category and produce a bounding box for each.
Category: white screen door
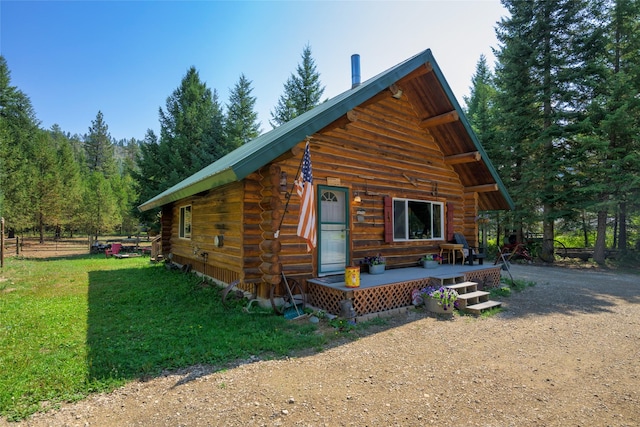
[318,186,349,275]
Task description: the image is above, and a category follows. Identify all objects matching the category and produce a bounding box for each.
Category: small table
[439,243,465,265]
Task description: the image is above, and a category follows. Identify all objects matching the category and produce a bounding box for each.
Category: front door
[317,186,349,276]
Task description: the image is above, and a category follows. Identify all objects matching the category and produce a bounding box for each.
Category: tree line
[465,0,640,263]
[0,45,324,242]
[3,2,639,265]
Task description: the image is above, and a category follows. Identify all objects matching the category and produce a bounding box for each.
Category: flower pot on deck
[368,264,386,275]
[422,260,439,269]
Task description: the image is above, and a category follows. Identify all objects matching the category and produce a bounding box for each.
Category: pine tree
[0,56,40,231]
[84,111,117,178]
[132,130,163,227]
[158,67,226,182]
[587,0,640,261]
[464,55,507,243]
[465,55,494,137]
[135,67,226,228]
[270,45,325,128]
[110,171,138,236]
[494,0,603,261]
[81,171,121,240]
[225,73,260,150]
[50,125,83,236]
[465,55,504,178]
[494,2,541,244]
[30,130,63,242]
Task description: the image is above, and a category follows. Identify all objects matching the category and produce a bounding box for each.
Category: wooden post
[1,217,4,268]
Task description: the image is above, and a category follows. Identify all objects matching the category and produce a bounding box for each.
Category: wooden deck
[307,264,501,321]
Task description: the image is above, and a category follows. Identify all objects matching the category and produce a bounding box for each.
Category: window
[392,198,443,241]
[179,205,191,239]
[320,190,345,222]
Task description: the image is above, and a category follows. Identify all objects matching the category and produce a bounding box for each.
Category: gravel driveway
[6,264,640,427]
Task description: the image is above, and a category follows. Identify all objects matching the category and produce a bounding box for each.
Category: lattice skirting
[169,254,241,288]
[308,278,430,317]
[308,267,501,317]
[307,282,347,316]
[464,268,501,290]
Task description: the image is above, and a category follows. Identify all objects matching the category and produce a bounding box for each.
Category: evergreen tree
[84,111,116,178]
[224,73,260,150]
[0,56,40,232]
[270,45,325,128]
[82,111,123,237]
[464,55,495,139]
[30,130,63,242]
[493,2,541,243]
[50,125,83,236]
[132,129,164,227]
[135,68,225,228]
[81,171,121,240]
[494,0,603,261]
[587,0,640,261]
[122,138,140,172]
[157,66,226,184]
[110,171,138,236]
[464,55,508,244]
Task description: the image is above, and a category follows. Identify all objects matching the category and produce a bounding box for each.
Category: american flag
[295,141,316,251]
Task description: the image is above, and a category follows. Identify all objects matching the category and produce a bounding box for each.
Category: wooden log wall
[463,191,479,247]
[243,165,287,298]
[162,83,481,294]
[166,182,243,286]
[270,92,473,272]
[243,170,266,284]
[160,205,173,256]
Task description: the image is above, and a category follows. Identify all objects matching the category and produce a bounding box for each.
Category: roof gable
[139,49,513,212]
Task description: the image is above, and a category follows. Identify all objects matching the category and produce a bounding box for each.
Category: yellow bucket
[345,266,360,288]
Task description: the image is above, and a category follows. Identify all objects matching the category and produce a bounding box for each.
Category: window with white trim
[392,198,443,241]
[179,205,192,239]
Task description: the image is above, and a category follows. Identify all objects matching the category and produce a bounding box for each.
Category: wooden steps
[430,273,466,287]
[464,300,503,315]
[445,280,502,315]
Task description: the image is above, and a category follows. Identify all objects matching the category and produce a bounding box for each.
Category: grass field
[0,255,326,421]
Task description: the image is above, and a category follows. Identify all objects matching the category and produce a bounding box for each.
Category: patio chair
[452,233,485,265]
[105,243,122,258]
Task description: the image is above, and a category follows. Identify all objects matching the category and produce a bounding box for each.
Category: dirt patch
[3,237,152,260]
[2,238,90,259]
[4,264,640,426]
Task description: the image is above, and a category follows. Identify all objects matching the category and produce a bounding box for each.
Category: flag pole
[274,137,310,239]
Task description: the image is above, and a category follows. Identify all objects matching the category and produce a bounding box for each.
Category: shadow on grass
[86,264,325,385]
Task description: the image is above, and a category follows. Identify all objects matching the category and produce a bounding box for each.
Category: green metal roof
[139,49,513,212]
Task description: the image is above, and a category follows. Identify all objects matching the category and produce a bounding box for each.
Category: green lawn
[0,255,325,421]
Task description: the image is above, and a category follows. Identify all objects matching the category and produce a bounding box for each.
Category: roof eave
[427,56,515,211]
[230,51,442,180]
[139,52,434,211]
[138,48,514,212]
[137,168,238,212]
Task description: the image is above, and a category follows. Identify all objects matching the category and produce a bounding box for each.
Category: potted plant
[420,254,441,268]
[362,253,386,275]
[412,286,458,314]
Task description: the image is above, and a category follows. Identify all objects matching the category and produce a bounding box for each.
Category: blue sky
[1,1,507,142]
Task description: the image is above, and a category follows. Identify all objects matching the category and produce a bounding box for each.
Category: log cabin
[138,49,514,315]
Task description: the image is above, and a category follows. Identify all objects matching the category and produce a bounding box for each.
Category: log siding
[159,80,488,299]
